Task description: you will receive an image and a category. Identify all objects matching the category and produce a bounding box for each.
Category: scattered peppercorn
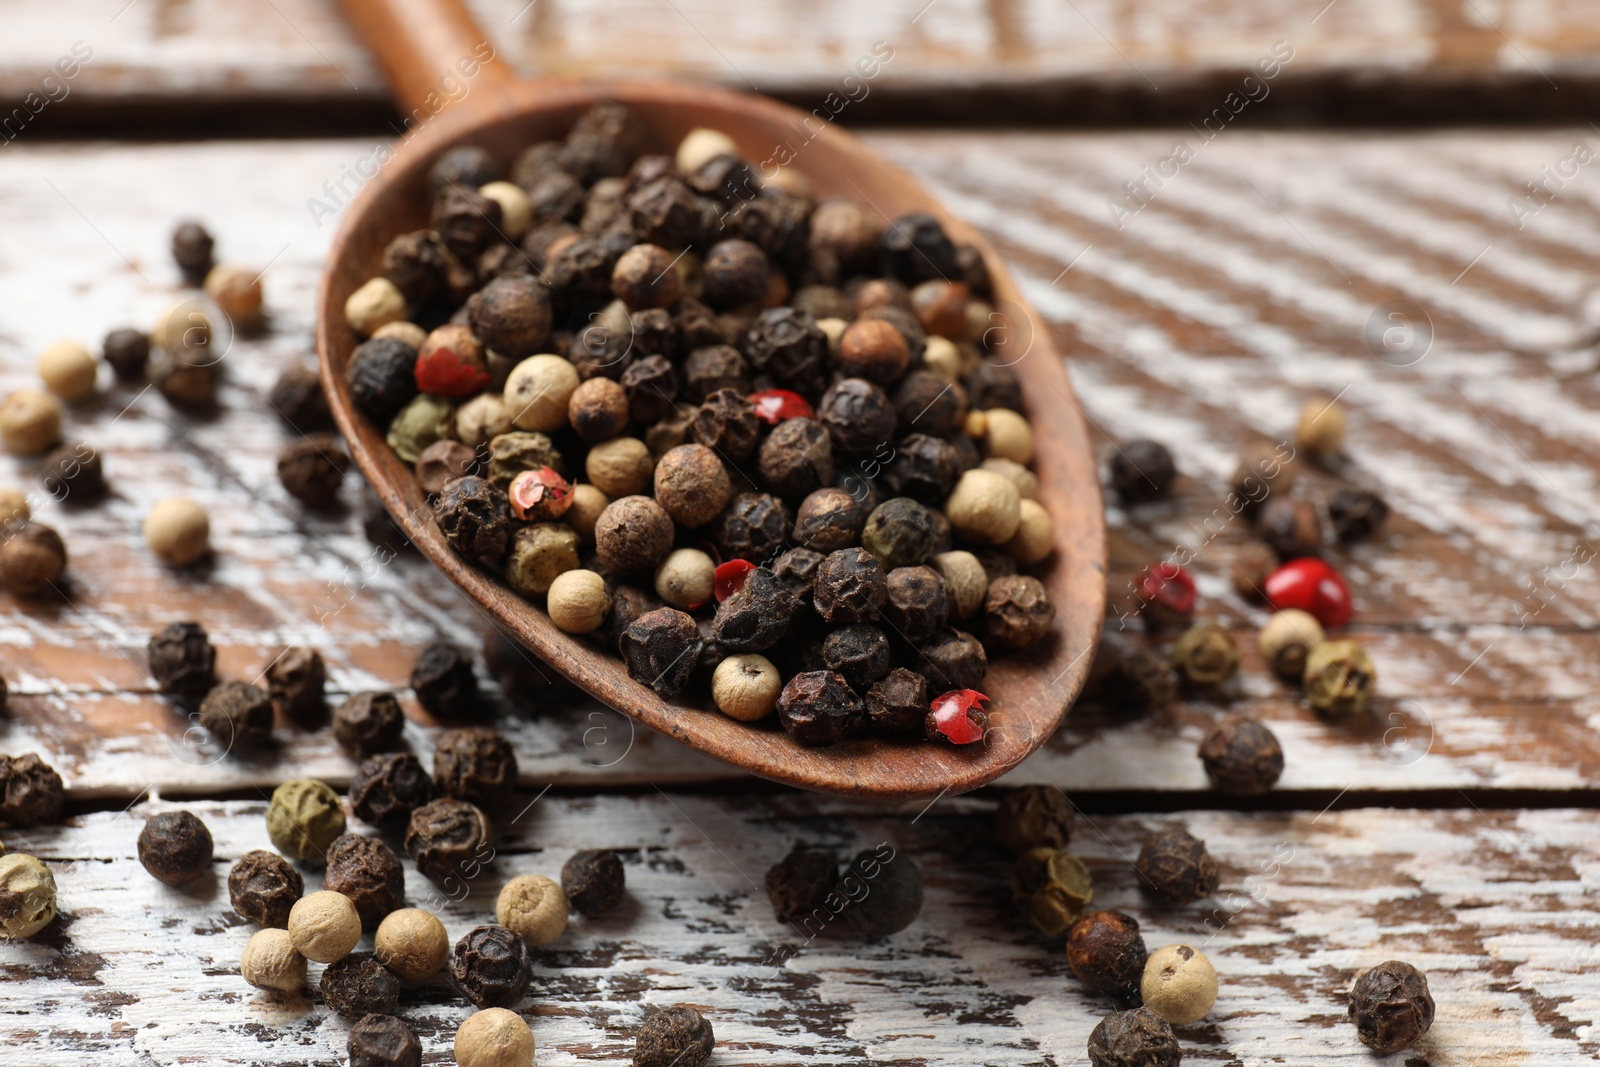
[171,220,215,285]
[41,443,104,502]
[1109,439,1177,503]
[266,779,346,864]
[1141,943,1218,1025]
[375,907,449,981]
[229,849,303,927]
[562,849,626,916]
[240,927,305,992]
[103,327,151,382]
[764,842,838,924]
[1263,556,1353,627]
[1137,828,1220,905]
[334,692,407,759]
[322,953,401,1018]
[1329,487,1390,542]
[411,641,479,718]
[456,1008,535,1067]
[136,810,213,886]
[996,785,1074,855]
[1170,621,1240,687]
[405,798,492,884]
[1348,960,1434,1053]
[433,727,518,808]
[0,853,56,939]
[634,1005,715,1067]
[1011,846,1093,936]
[349,1013,422,1067]
[147,621,216,698]
[1230,541,1278,601]
[288,888,362,963]
[1087,1007,1181,1067]
[1304,639,1376,716]
[197,680,274,752]
[839,847,923,938]
[269,364,334,433]
[0,388,63,456]
[1258,496,1323,559]
[1294,396,1346,462]
[349,752,433,829]
[277,434,348,508]
[324,833,406,927]
[1067,910,1149,999]
[0,753,65,827]
[1199,717,1284,794]
[451,924,533,1008]
[0,524,66,597]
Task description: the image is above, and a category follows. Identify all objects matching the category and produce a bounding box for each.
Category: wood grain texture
[3,131,1600,798]
[4,0,1600,117]
[4,795,1600,1065]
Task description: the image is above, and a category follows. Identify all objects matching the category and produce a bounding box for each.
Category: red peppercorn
[748,388,813,426]
[414,325,490,397]
[714,558,755,602]
[926,689,988,744]
[508,467,573,522]
[1135,563,1196,627]
[1263,557,1352,628]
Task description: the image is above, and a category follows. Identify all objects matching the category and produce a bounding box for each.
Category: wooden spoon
[317,0,1106,799]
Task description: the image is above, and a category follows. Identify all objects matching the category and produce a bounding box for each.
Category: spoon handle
[338,0,518,116]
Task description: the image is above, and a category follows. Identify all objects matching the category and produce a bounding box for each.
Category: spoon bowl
[316,2,1105,799]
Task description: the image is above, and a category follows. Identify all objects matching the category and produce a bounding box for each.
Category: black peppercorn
[683,345,750,402]
[743,307,829,397]
[137,810,214,886]
[268,365,334,433]
[814,547,887,625]
[620,608,703,698]
[451,924,533,1009]
[1198,716,1284,795]
[277,433,348,508]
[771,547,825,600]
[321,953,401,1019]
[229,849,303,927]
[634,1005,715,1067]
[324,833,406,927]
[818,378,896,456]
[547,234,626,307]
[197,680,274,751]
[147,621,216,697]
[432,185,503,260]
[777,670,864,746]
[265,646,325,720]
[839,847,923,938]
[404,798,492,884]
[692,387,762,459]
[758,417,834,500]
[433,475,512,566]
[382,230,452,303]
[1067,910,1149,998]
[710,491,790,564]
[1109,439,1177,503]
[346,337,421,423]
[996,785,1073,855]
[621,354,679,424]
[963,361,1023,413]
[882,565,950,643]
[350,752,434,828]
[864,667,926,736]
[628,176,714,250]
[892,371,966,437]
[765,842,838,925]
[822,625,891,690]
[730,189,810,274]
[688,152,759,204]
[349,1013,422,1067]
[42,443,104,503]
[794,487,865,553]
[526,170,586,227]
[1098,645,1177,715]
[560,102,646,182]
[984,574,1055,649]
[711,567,800,652]
[861,497,937,569]
[562,848,626,916]
[102,327,151,382]
[885,434,962,504]
[411,641,479,719]
[334,692,407,759]
[921,627,987,691]
[1087,1007,1181,1067]
[433,727,519,808]
[0,523,66,596]
[1257,496,1323,558]
[701,239,771,309]
[881,211,959,284]
[467,273,553,359]
[1136,828,1220,905]
[171,219,215,285]
[1329,487,1390,543]
[428,145,502,198]
[1348,960,1435,1053]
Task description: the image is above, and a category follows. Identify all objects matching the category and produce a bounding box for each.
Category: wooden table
[4,5,1600,1065]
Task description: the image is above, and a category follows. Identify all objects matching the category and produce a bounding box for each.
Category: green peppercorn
[387,394,456,464]
[1011,847,1093,936]
[1304,639,1376,716]
[266,779,346,865]
[1170,621,1239,686]
[860,497,937,569]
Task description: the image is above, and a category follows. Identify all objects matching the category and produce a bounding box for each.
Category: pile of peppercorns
[338,102,1059,748]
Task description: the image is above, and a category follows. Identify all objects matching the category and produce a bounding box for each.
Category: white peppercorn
[288,889,362,963]
[586,437,654,497]
[346,277,409,338]
[504,354,579,432]
[37,342,98,402]
[654,548,715,610]
[1004,498,1054,564]
[375,907,450,981]
[241,927,307,992]
[944,469,1021,545]
[712,654,781,722]
[547,569,612,633]
[931,550,988,620]
[1141,943,1218,1024]
[0,389,63,455]
[456,1008,535,1067]
[495,873,569,947]
[144,497,211,565]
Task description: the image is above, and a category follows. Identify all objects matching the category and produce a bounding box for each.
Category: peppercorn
[488,430,566,489]
[349,752,433,830]
[134,809,213,886]
[464,274,551,360]
[817,378,896,457]
[1137,828,1220,905]
[1170,621,1239,687]
[267,779,346,864]
[804,549,881,626]
[102,327,151,382]
[455,394,510,450]
[431,727,517,809]
[450,924,533,1009]
[197,680,273,752]
[809,199,881,277]
[405,797,492,884]
[646,548,708,610]
[381,229,451,303]
[1257,496,1323,559]
[503,354,579,433]
[0,529,51,594]
[1109,439,1177,503]
[1257,608,1322,680]
[322,953,401,1019]
[408,642,477,719]
[1087,1007,1180,1067]
[171,219,215,284]
[408,440,473,497]
[254,648,322,724]
[277,433,348,508]
[1348,960,1434,1053]
[502,522,577,597]
[1304,639,1376,716]
[946,468,1022,546]
[1098,645,1177,715]
[1140,943,1219,1025]
[1230,441,1298,516]
[349,1014,422,1067]
[878,211,956,284]
[385,393,455,465]
[229,850,303,927]
[1198,716,1284,795]
[146,621,216,697]
[1012,846,1093,936]
[1295,396,1346,462]
[620,608,703,698]
[288,888,361,962]
[710,491,790,564]
[264,365,331,434]
[203,264,265,330]
[829,320,906,387]
[1230,541,1277,601]
[375,907,449,981]
[346,337,421,422]
[1264,556,1354,627]
[428,144,502,196]
[0,853,56,939]
[321,834,405,929]
[683,345,750,402]
[984,574,1055,649]
[0,752,61,830]
[995,785,1074,856]
[1329,487,1389,542]
[855,667,921,736]
[908,279,968,338]
[838,847,923,938]
[711,565,798,650]
[592,495,673,576]
[0,389,62,456]
[777,669,863,746]
[550,849,625,918]
[457,1008,535,1067]
[892,370,967,437]
[977,408,1034,465]
[816,624,889,690]
[793,487,863,553]
[240,927,305,992]
[770,547,825,600]
[1067,910,1149,998]
[634,1005,715,1067]
[327,693,404,761]
[36,342,97,403]
[881,565,949,644]
[924,550,984,621]
[753,417,830,500]
[858,498,934,570]
[37,443,101,505]
[764,842,839,923]
[341,277,406,342]
[695,239,765,308]
[640,446,728,532]
[882,434,959,505]
[432,184,503,260]
[729,188,810,273]
[742,307,829,396]
[582,436,652,497]
[433,475,512,566]
[685,389,758,461]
